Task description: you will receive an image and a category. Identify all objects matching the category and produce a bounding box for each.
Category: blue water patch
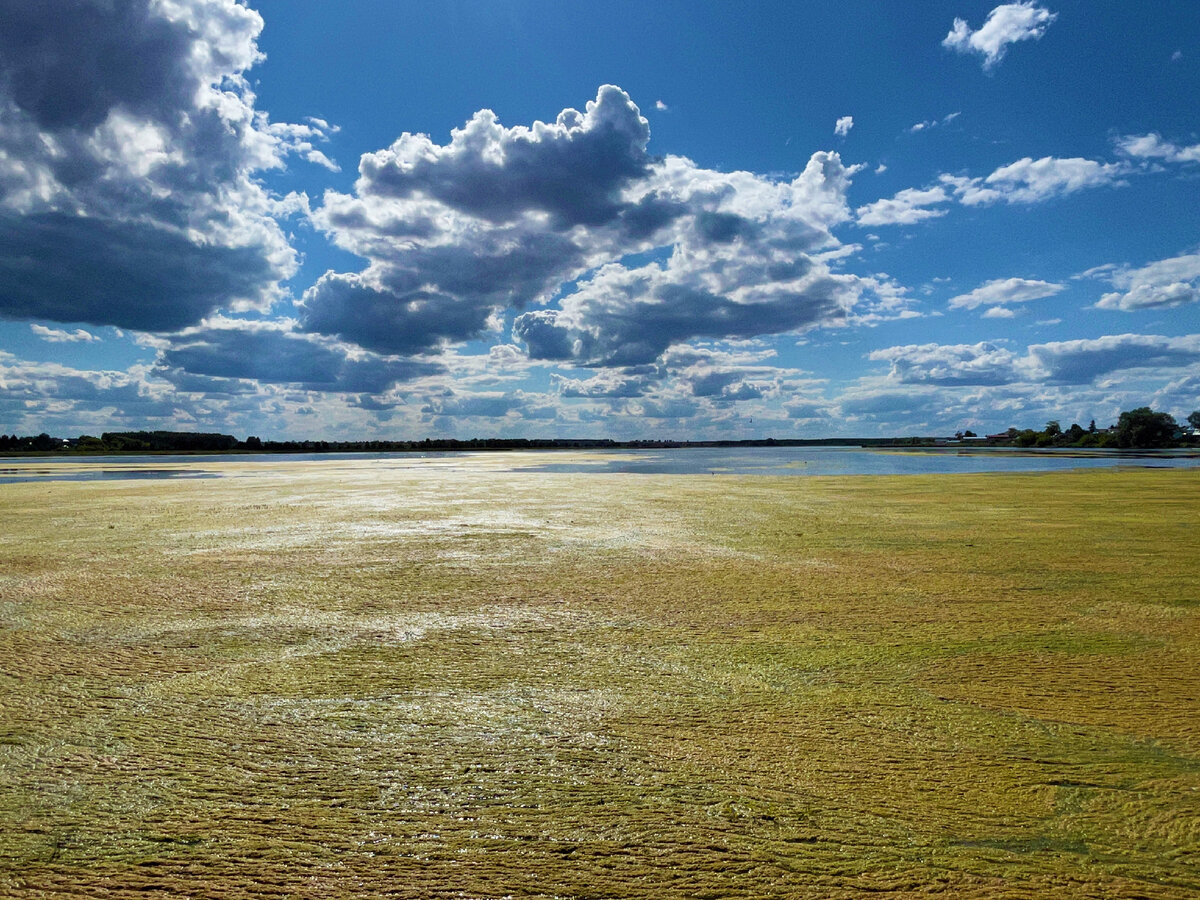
[511,445,1200,476]
[1,446,1198,482]
[0,451,469,484]
[0,468,220,485]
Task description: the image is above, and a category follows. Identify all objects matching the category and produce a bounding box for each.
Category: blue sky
[1,1,1198,440]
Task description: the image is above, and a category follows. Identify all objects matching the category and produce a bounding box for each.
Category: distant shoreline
[5,445,1200,485]
[4,439,1200,459]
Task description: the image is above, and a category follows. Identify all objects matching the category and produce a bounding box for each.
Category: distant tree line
[0,433,63,452]
[1000,407,1196,449]
[0,432,648,454]
[2,406,1197,454]
[0,430,243,452]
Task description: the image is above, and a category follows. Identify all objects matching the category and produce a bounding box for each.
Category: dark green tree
[1116,407,1177,448]
[1014,429,1039,447]
[1188,411,1200,430]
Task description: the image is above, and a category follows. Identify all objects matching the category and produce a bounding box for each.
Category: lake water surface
[515,445,1200,476]
[2,445,1199,484]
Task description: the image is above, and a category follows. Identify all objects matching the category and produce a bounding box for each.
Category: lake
[2,445,1199,483]
[513,444,1200,476]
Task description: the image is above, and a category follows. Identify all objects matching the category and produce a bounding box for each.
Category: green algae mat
[1,456,1198,898]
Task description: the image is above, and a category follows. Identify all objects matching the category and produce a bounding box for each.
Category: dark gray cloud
[510,311,576,361]
[689,370,748,397]
[786,400,831,419]
[160,326,442,394]
[1028,334,1200,384]
[0,214,277,330]
[661,346,802,406]
[421,393,526,418]
[415,389,560,421]
[0,0,309,331]
[674,357,778,403]
[300,275,498,357]
[514,271,849,367]
[154,367,259,396]
[633,398,699,419]
[299,224,586,356]
[349,394,401,412]
[0,0,194,131]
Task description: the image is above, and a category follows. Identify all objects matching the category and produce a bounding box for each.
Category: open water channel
[2,445,1199,484]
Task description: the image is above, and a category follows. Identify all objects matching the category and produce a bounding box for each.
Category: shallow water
[0,451,463,483]
[0,467,219,483]
[514,445,1200,476]
[1,445,1198,483]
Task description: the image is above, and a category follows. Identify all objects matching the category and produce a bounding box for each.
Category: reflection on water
[0,468,219,484]
[0,451,465,484]
[513,446,1200,476]
[1,446,1198,483]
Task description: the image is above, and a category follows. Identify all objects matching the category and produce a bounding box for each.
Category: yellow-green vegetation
[2,455,1198,898]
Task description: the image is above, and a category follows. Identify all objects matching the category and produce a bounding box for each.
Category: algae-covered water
[1,455,1198,897]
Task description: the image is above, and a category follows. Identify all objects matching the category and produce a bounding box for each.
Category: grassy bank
[1,457,1198,897]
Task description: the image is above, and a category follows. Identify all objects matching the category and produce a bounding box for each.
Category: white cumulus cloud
[308,86,881,368]
[943,157,1124,205]
[1091,251,1200,311]
[1115,133,1200,165]
[858,155,1122,228]
[856,187,950,226]
[835,116,854,137]
[869,333,1200,388]
[870,342,1020,385]
[31,325,100,343]
[948,277,1065,310]
[909,111,961,134]
[943,2,1057,70]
